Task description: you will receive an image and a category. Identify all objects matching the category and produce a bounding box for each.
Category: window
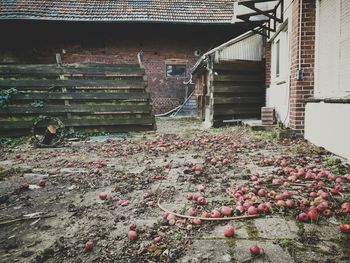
[166,64,186,78]
[275,39,280,77]
[271,26,288,84]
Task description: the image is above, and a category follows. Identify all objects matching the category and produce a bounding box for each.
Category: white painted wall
[305,103,350,160]
[305,0,350,161]
[266,0,293,126]
[315,0,350,98]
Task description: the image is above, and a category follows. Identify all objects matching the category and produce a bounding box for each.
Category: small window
[276,39,280,77]
[166,64,186,78]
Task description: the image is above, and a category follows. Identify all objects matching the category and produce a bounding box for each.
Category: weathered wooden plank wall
[212,61,265,127]
[0,64,156,137]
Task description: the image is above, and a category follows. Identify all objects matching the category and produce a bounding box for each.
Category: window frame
[271,26,289,85]
[165,64,187,79]
[275,39,281,78]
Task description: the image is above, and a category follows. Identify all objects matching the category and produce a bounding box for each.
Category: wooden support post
[62,86,74,134]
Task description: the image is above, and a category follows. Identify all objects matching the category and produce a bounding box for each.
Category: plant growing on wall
[0,87,19,109]
[31,100,45,108]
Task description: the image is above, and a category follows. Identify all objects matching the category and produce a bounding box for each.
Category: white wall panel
[218,34,263,61]
[305,103,350,161]
[339,0,350,93]
[316,0,339,97]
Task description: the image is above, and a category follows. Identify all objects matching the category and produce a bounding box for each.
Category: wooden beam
[0,79,146,89]
[0,105,152,115]
[10,92,150,101]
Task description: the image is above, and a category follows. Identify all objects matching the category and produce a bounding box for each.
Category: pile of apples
[205,156,231,167]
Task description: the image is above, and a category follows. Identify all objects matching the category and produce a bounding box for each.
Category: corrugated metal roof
[0,0,236,24]
[192,31,263,73]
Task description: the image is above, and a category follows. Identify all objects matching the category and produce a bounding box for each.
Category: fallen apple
[38,179,46,187]
[307,210,319,221]
[247,206,258,215]
[197,196,207,205]
[339,224,350,233]
[341,202,350,213]
[221,206,232,216]
[258,189,267,197]
[128,230,138,240]
[188,207,197,216]
[211,210,221,218]
[192,218,202,225]
[186,193,193,200]
[224,226,235,237]
[99,192,107,200]
[298,212,309,222]
[250,245,261,255]
[153,236,161,243]
[85,241,94,251]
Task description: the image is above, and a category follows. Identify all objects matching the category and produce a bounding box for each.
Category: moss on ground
[245,221,260,240]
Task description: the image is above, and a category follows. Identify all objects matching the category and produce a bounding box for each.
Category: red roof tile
[0,0,236,24]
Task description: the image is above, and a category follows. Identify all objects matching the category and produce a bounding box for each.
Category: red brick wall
[62,39,202,113]
[0,22,243,114]
[264,41,271,87]
[289,0,316,133]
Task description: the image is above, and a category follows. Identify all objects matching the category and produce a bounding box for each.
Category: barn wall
[0,22,242,114]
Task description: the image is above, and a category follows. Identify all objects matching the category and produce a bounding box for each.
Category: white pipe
[155,106,181,117]
[172,89,196,117]
[298,0,303,70]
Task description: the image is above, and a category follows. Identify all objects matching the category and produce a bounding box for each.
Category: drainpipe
[296,0,304,80]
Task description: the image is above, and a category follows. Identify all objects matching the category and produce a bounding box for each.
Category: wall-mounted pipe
[297,0,304,80]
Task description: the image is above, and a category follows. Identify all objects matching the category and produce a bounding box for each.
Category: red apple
[224,226,235,237]
[258,203,269,213]
[258,189,267,197]
[99,192,107,200]
[286,200,295,207]
[341,202,350,213]
[128,231,138,240]
[188,207,197,216]
[307,210,319,221]
[38,179,46,187]
[84,241,94,251]
[298,213,309,222]
[192,218,202,225]
[339,224,350,233]
[197,196,207,205]
[247,206,258,215]
[211,210,221,218]
[250,245,261,255]
[221,206,232,216]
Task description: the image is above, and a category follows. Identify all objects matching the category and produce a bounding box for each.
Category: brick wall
[265,41,271,87]
[151,97,181,114]
[289,0,316,134]
[261,107,275,125]
[0,22,243,114]
[62,41,201,114]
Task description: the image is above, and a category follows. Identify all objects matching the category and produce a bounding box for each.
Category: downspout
[297,0,304,80]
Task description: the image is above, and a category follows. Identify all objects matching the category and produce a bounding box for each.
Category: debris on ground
[0,118,349,263]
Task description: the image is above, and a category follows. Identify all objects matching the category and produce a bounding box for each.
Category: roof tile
[0,0,235,24]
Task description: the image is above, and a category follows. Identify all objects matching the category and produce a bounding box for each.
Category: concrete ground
[0,117,349,263]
